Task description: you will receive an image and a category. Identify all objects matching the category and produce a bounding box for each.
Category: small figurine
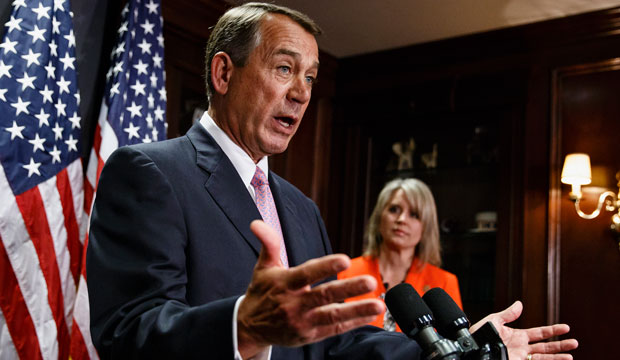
[421,143,438,169]
[392,138,415,170]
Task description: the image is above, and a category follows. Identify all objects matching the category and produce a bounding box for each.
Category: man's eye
[305,75,316,85]
[278,66,291,74]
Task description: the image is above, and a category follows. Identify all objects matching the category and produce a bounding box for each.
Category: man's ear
[211,52,234,95]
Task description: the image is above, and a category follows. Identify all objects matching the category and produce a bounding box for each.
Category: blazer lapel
[186,124,263,256]
[269,174,308,267]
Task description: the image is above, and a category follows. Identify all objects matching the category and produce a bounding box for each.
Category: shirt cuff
[233,295,272,360]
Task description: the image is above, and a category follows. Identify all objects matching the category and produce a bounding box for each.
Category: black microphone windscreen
[385,283,432,334]
[423,287,469,337]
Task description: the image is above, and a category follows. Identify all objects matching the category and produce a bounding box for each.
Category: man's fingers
[529,338,579,355]
[285,254,351,290]
[251,220,282,269]
[307,300,384,327]
[300,276,378,309]
[526,324,570,342]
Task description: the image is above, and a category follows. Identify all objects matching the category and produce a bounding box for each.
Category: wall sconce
[561,153,620,234]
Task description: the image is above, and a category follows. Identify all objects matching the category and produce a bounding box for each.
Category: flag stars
[154,105,164,121]
[27,25,46,44]
[52,122,63,140]
[23,158,42,177]
[147,93,154,109]
[146,0,159,14]
[5,15,22,33]
[49,40,58,57]
[68,112,81,129]
[11,96,30,115]
[13,0,27,9]
[113,61,123,75]
[28,133,46,153]
[57,76,71,94]
[0,39,18,54]
[59,52,76,71]
[114,42,125,56]
[152,53,162,68]
[64,134,78,152]
[149,73,158,87]
[118,21,128,35]
[158,87,166,101]
[0,88,7,101]
[54,0,66,12]
[141,19,155,35]
[55,98,67,117]
[45,61,56,79]
[21,49,41,67]
[64,29,76,48]
[5,121,25,140]
[126,101,142,118]
[35,109,50,127]
[133,59,148,75]
[110,82,120,97]
[130,80,146,96]
[137,39,152,54]
[124,122,140,140]
[49,145,62,163]
[146,113,154,127]
[40,84,54,103]
[31,2,51,20]
[52,17,61,34]
[16,72,36,90]
[0,60,13,79]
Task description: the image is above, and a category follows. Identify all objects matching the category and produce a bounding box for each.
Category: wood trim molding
[548,56,620,324]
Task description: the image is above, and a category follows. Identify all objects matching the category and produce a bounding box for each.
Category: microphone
[385,283,460,360]
[422,288,479,355]
[422,288,508,360]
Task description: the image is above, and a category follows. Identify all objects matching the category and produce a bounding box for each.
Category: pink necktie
[251,166,289,267]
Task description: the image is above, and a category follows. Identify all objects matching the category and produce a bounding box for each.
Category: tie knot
[251,166,268,188]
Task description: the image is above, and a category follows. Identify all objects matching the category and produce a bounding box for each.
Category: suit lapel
[269,174,308,267]
[186,124,263,256]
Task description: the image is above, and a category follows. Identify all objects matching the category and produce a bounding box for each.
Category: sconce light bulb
[569,184,582,201]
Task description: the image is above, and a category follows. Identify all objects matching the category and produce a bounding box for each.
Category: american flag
[0,0,85,358]
[69,0,166,358]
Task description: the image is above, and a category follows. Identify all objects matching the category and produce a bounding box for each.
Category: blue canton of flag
[105,0,167,146]
[0,0,81,195]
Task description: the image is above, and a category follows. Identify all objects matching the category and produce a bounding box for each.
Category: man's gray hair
[204,2,322,105]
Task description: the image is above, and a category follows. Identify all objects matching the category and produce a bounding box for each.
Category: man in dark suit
[88,2,577,359]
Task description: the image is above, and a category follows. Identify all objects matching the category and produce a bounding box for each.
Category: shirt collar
[199,112,269,188]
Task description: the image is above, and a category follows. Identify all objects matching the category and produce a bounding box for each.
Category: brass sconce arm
[572,190,619,220]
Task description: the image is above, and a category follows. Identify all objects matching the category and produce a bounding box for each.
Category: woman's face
[379,189,423,252]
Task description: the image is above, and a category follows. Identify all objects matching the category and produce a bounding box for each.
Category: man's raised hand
[237,220,384,358]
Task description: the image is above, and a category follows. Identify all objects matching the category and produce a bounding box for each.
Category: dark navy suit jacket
[87,123,421,359]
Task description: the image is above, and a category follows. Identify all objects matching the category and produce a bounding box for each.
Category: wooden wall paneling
[162,0,227,138]
[550,59,620,359]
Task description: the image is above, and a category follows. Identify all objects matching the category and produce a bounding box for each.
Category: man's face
[220,14,319,163]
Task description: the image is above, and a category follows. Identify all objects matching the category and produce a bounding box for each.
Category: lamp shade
[561,153,592,185]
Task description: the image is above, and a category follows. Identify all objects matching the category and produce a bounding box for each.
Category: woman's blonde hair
[364,178,441,267]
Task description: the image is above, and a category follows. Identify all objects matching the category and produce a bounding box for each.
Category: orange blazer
[338,255,462,331]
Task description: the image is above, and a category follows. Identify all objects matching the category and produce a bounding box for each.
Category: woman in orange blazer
[338,178,462,332]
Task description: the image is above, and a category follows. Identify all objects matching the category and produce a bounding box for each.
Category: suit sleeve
[87,146,237,359]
